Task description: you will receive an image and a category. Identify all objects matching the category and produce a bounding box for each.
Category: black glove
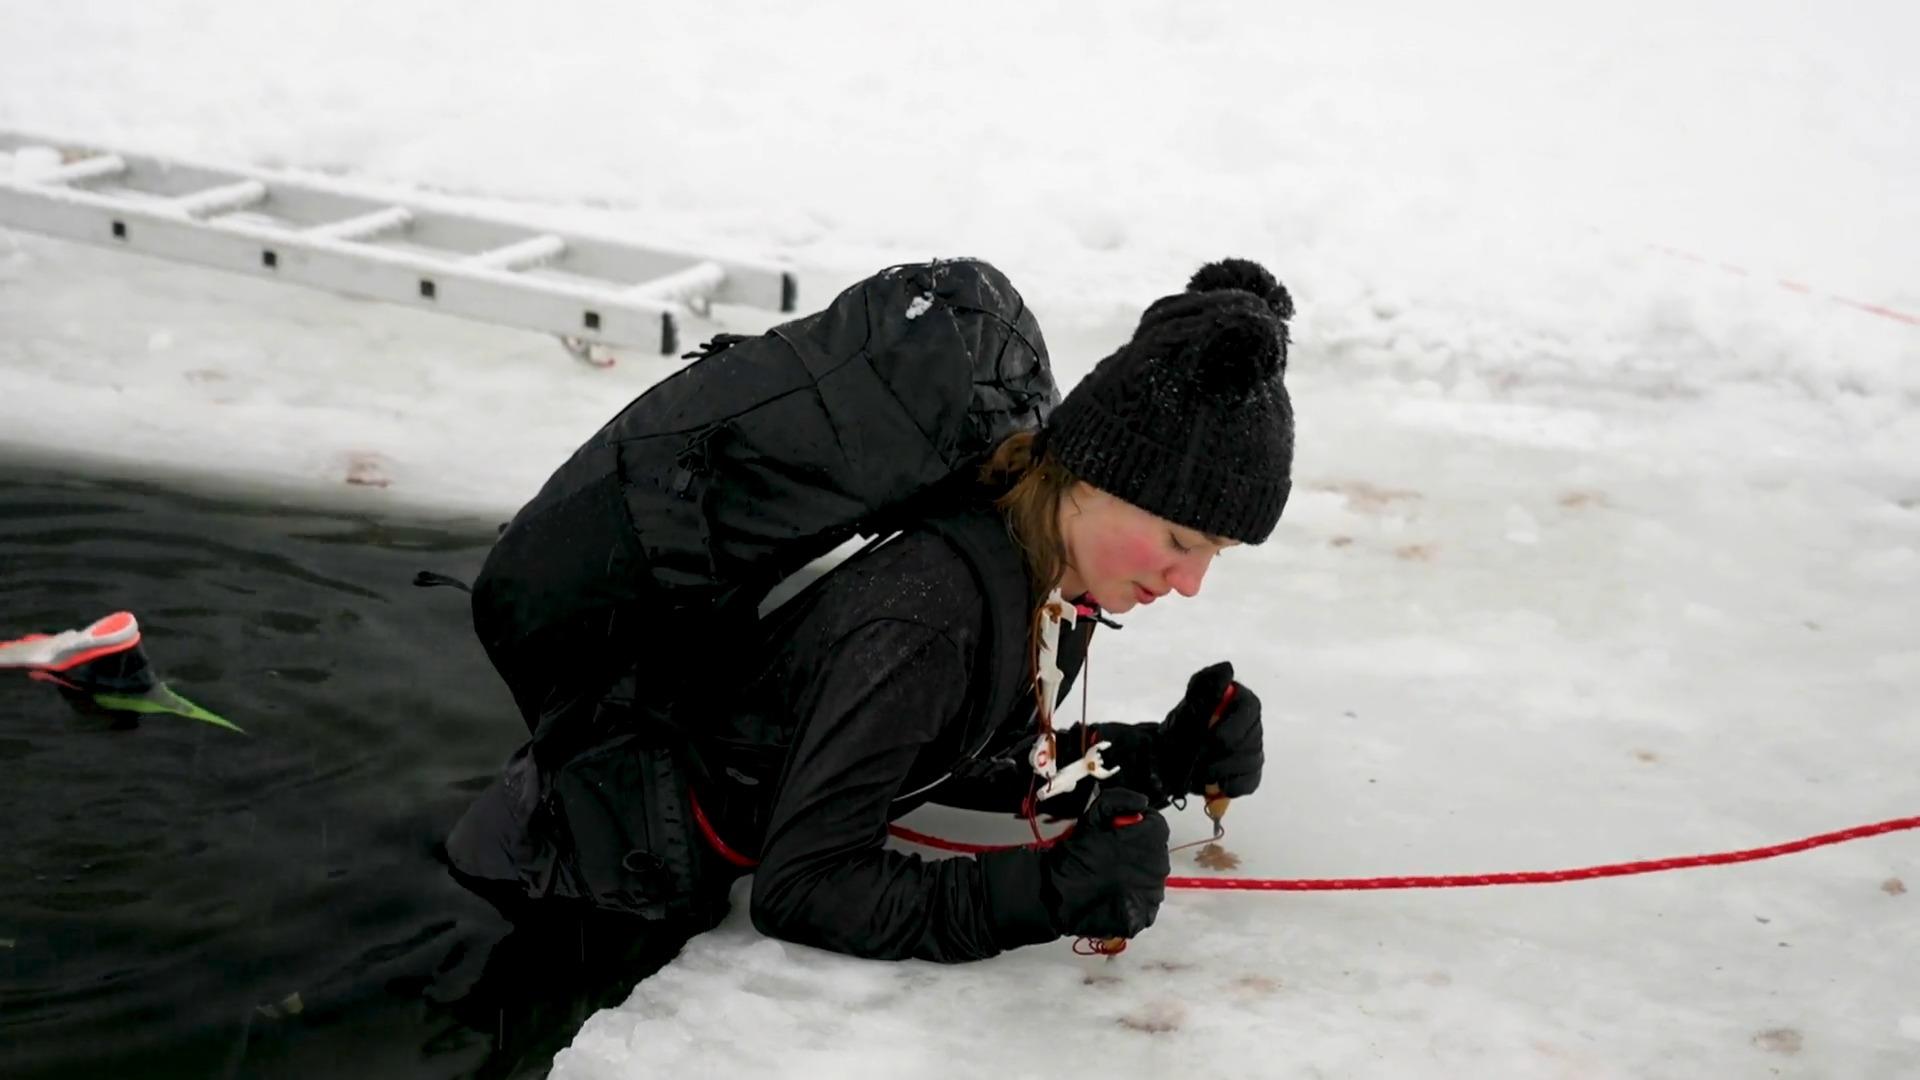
[1084,662,1264,809]
[1041,789,1170,940]
[1074,722,1168,807]
[1155,661,1264,800]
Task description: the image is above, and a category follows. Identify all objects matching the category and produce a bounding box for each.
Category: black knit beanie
[1044,258,1294,544]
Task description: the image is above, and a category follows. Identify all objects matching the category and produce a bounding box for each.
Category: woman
[448,257,1293,967]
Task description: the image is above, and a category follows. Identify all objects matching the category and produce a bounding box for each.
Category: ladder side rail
[330,202,791,313]
[3,141,397,231]
[1,136,414,228]
[363,208,791,312]
[267,238,681,353]
[559,238,794,312]
[5,132,794,312]
[0,184,681,352]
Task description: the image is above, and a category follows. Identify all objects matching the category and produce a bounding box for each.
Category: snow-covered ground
[3,2,1917,1076]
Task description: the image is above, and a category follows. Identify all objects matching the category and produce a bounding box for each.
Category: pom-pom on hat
[1044,258,1294,543]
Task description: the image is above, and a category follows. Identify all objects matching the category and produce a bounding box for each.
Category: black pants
[437,761,740,1077]
[430,868,723,1079]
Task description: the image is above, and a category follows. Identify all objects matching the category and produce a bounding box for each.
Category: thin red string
[887,814,1920,891]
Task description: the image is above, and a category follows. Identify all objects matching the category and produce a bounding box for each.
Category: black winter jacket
[689,508,1097,963]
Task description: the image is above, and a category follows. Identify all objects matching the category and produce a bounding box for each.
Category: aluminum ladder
[0,132,796,359]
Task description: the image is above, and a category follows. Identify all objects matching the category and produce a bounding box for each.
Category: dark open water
[0,465,634,1078]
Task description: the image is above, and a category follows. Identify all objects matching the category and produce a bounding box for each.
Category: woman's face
[1056,482,1236,613]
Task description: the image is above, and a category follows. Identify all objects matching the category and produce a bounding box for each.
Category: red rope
[887,814,1920,891]
[1647,243,1920,328]
[688,786,761,870]
[890,824,1056,854]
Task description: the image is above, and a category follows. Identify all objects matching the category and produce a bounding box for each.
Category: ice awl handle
[1097,810,1147,955]
[1203,682,1238,825]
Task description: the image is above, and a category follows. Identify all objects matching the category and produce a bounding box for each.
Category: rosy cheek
[1128,536,1169,574]
[1096,534,1164,581]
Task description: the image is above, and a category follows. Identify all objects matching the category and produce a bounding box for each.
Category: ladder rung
[171,179,268,219]
[304,206,413,243]
[626,261,726,305]
[31,154,128,185]
[464,233,566,272]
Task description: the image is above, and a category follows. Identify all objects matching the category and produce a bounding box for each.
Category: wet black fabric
[442,652,749,926]
[445,258,1112,963]
[469,258,1057,735]
[448,499,1098,963]
[443,500,1053,926]
[698,510,1097,962]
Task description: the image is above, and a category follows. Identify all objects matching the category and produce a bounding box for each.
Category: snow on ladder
[0,132,797,359]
